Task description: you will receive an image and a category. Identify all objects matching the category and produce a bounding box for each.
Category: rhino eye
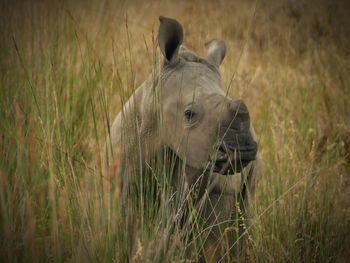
[184,109,196,122]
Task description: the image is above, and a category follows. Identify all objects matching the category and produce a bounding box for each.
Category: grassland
[1,0,349,262]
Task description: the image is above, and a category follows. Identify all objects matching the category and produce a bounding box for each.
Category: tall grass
[1,0,349,262]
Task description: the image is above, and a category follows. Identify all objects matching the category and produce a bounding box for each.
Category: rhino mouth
[212,137,257,175]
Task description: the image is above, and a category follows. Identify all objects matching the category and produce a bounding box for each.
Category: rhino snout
[212,101,257,175]
[212,136,257,175]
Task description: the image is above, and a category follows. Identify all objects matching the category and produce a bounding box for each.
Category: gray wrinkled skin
[106,16,261,261]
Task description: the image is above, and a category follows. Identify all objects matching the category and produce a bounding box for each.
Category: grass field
[1,0,350,262]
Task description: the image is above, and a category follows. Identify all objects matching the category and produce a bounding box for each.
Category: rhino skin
[105,16,261,262]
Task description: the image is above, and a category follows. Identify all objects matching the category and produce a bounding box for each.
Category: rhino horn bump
[205,39,226,67]
[158,16,183,64]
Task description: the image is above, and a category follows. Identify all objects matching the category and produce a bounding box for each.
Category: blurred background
[0,0,349,262]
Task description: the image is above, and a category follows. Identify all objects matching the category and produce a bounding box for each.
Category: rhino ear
[158,16,183,64]
[205,39,226,67]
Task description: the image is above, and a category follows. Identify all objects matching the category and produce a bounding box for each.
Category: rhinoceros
[105,16,260,262]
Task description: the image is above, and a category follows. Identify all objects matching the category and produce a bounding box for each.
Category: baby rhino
[106,16,260,262]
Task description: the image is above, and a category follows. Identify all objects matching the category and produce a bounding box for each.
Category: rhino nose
[229,99,250,131]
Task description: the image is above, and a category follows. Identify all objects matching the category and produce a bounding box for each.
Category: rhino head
[157,17,258,189]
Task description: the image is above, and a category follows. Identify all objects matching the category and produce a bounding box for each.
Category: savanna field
[1,0,349,262]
